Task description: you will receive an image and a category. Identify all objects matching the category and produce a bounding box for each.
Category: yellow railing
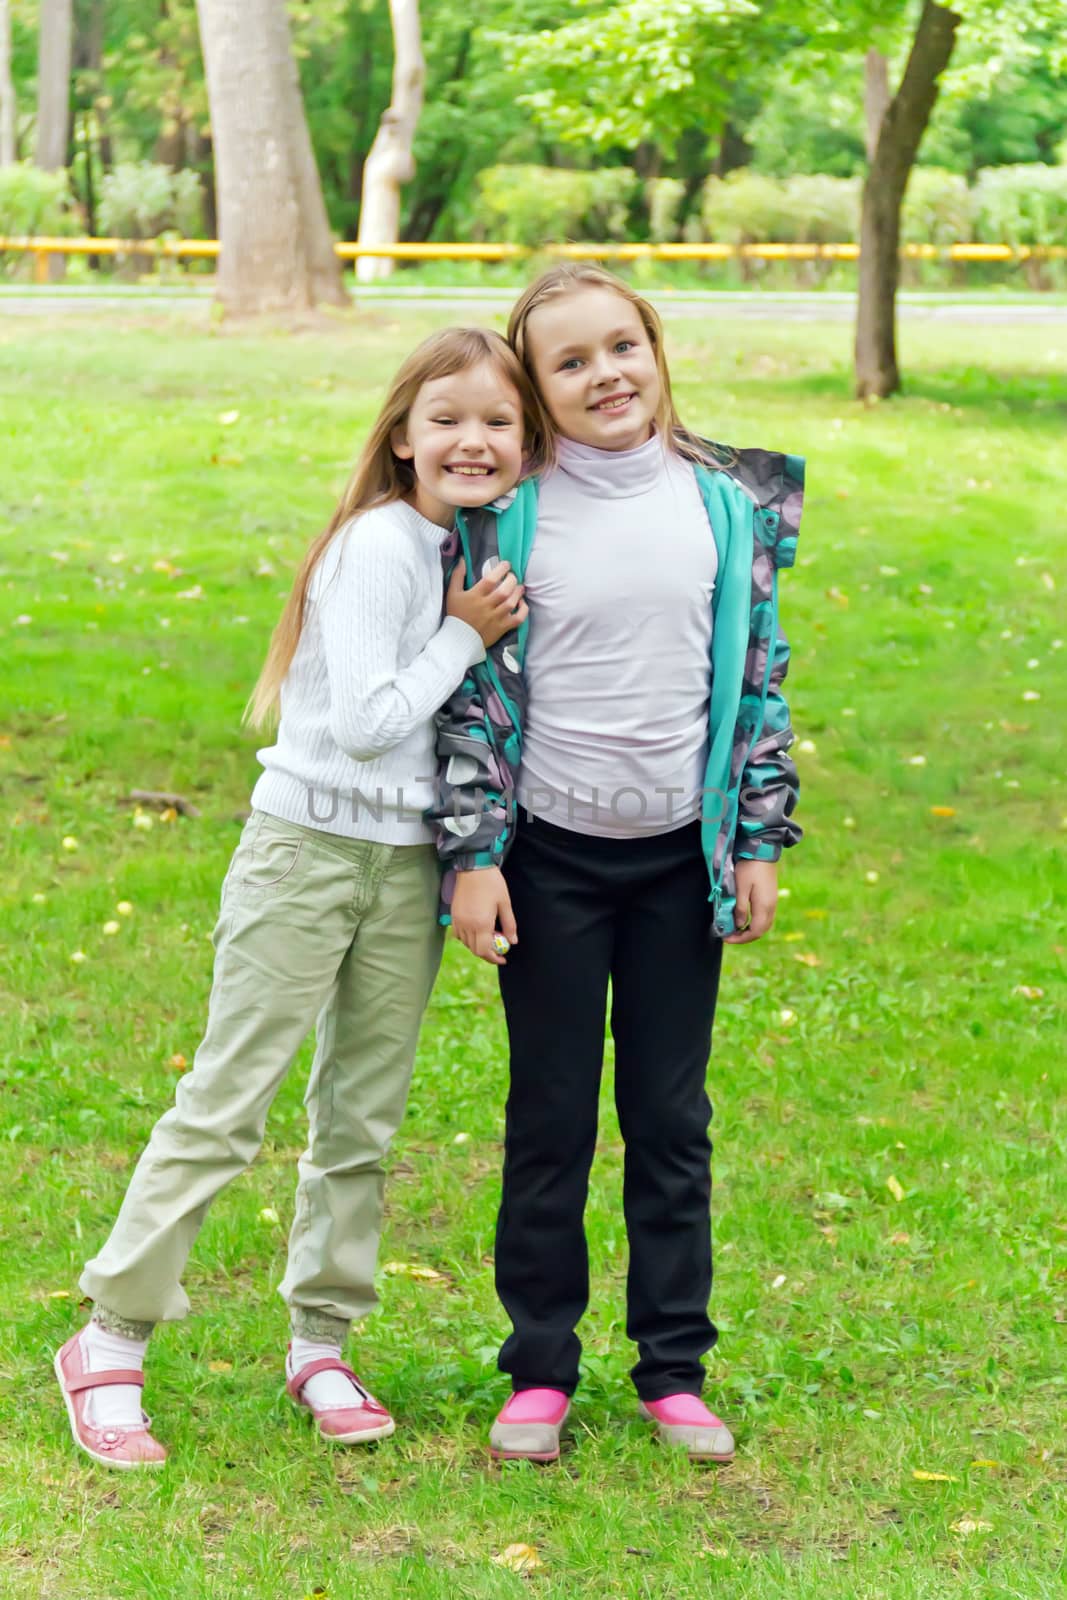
[2,235,1065,283]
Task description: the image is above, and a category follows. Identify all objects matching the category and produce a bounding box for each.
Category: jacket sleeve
[734,624,802,862]
[425,664,514,874]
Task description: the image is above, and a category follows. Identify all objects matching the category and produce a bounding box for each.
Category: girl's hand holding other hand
[451,866,518,965]
[447,559,528,648]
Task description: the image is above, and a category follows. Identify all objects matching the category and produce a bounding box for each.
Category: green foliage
[474,164,638,246]
[972,162,1067,246]
[900,168,973,246]
[701,170,860,244]
[0,162,74,236]
[98,162,204,240]
[645,176,686,242]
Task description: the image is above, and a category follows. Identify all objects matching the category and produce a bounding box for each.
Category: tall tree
[854,2,961,396]
[194,0,345,312]
[356,0,424,282]
[34,0,72,169]
[0,0,16,165]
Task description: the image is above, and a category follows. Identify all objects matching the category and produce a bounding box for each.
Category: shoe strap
[65,1367,146,1394]
[286,1356,388,1414]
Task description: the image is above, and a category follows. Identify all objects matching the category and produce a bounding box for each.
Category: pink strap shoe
[54,1331,167,1469]
[639,1393,735,1461]
[489,1388,571,1462]
[285,1350,395,1444]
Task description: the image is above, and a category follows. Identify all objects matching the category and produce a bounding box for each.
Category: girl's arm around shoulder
[316,507,485,762]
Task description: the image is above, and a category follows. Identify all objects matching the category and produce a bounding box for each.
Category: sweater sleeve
[316,512,486,762]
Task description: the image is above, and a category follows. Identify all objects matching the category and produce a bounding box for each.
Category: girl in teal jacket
[427,266,805,1464]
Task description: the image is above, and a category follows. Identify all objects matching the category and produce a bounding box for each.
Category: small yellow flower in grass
[70,951,87,964]
[1012,985,1044,1001]
[116,901,133,916]
[167,1053,187,1071]
[843,815,856,829]
[258,1207,280,1225]
[48,1289,72,1299]
[951,1517,992,1535]
[865,870,880,884]
[61,835,78,852]
[783,931,805,943]
[886,1175,905,1203]
[102,920,120,936]
[913,1469,957,1483]
[132,810,154,831]
[970,1459,1001,1470]
[778,1008,797,1026]
[930,806,956,818]
[32,892,47,905]
[492,1546,543,1574]
[208,1360,233,1374]
[160,807,178,824]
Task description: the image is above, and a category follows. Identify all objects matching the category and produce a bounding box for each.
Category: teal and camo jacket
[426,440,805,939]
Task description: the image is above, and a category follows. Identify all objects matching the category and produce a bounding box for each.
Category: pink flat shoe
[285,1349,395,1444]
[54,1330,167,1470]
[489,1388,571,1462]
[639,1394,735,1461]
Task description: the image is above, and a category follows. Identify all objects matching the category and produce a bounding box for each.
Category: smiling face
[391,360,525,527]
[523,286,663,453]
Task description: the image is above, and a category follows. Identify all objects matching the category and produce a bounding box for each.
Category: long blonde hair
[246,326,545,730]
[507,264,733,471]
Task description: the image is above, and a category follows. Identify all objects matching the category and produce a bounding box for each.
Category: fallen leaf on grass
[886,1175,905,1203]
[167,1054,187,1071]
[913,1469,958,1483]
[951,1517,992,1535]
[970,1459,1000,1470]
[793,951,821,967]
[381,1261,445,1281]
[493,1545,543,1573]
[48,1289,72,1299]
[208,1360,232,1374]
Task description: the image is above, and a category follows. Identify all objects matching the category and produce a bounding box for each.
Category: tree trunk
[0,0,16,165]
[195,0,346,314]
[863,48,890,163]
[855,2,960,398]
[356,0,424,284]
[35,0,73,169]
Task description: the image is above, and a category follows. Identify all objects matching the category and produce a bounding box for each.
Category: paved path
[2,287,1065,323]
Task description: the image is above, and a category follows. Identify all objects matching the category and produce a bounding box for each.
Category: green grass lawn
[1,308,1064,1599]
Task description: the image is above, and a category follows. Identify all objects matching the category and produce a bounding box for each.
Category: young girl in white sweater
[55,327,535,1469]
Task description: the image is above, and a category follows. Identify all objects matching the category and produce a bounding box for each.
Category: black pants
[496,814,723,1401]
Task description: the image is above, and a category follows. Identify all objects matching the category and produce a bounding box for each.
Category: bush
[645,177,685,243]
[901,168,972,246]
[972,163,1067,248]
[474,164,637,247]
[700,170,859,245]
[0,162,74,237]
[98,162,204,239]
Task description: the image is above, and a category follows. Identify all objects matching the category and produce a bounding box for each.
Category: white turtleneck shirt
[517,433,717,838]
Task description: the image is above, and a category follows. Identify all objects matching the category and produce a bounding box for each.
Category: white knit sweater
[251,500,485,844]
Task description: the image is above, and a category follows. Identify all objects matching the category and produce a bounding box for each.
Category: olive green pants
[80,811,444,1341]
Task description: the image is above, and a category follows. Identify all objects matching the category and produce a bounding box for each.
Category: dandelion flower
[865,870,880,884]
[61,835,78,851]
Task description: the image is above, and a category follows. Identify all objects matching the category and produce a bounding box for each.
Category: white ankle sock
[81,1323,148,1429]
[288,1336,365,1410]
